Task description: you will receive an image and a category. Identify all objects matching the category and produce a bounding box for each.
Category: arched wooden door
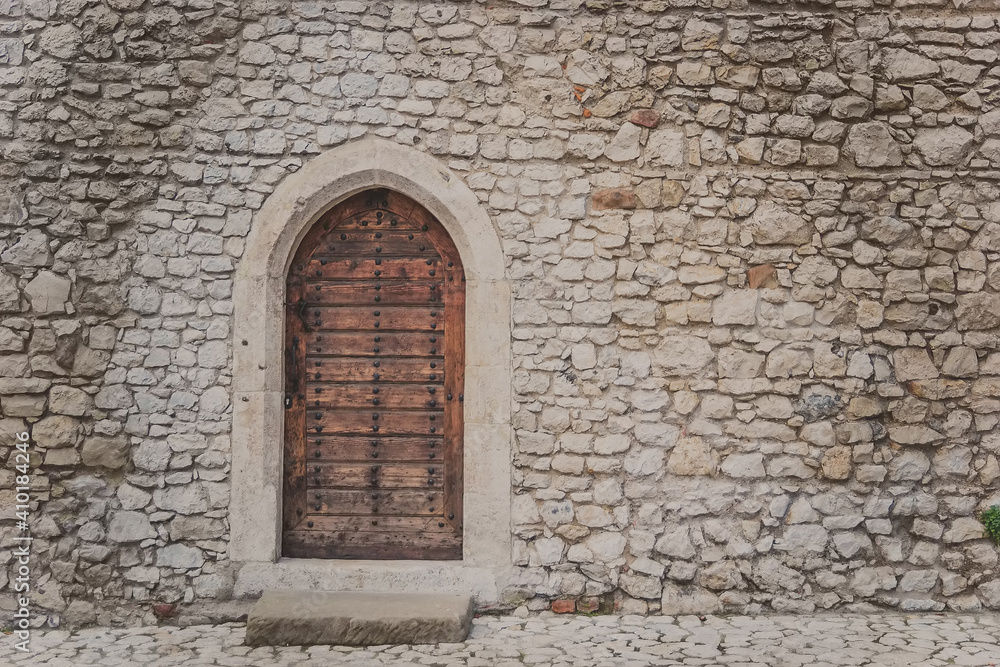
[283,189,464,560]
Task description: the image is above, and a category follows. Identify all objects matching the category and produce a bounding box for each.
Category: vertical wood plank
[443,262,466,533]
[282,275,307,534]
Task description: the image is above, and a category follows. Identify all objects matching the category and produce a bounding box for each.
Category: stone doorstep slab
[244,590,474,647]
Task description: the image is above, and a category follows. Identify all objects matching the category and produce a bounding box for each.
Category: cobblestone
[8,613,1000,666]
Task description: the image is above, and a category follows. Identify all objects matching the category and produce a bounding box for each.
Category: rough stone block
[245,591,474,646]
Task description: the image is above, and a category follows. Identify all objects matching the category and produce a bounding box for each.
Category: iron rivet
[307,521,314,527]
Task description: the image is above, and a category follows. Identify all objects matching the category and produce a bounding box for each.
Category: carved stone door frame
[231,139,512,604]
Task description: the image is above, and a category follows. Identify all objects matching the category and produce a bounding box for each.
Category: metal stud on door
[282,190,465,560]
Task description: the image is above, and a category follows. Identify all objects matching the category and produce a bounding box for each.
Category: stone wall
[2,0,1000,625]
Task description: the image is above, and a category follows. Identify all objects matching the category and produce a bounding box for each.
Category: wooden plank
[303,435,443,462]
[304,332,442,357]
[314,236,440,257]
[303,257,445,280]
[307,409,444,436]
[282,279,308,531]
[303,306,443,332]
[321,229,425,244]
[306,356,445,383]
[304,462,444,488]
[304,489,444,515]
[334,210,421,233]
[298,515,454,531]
[302,281,443,306]
[305,383,442,410]
[283,527,461,560]
[443,259,466,531]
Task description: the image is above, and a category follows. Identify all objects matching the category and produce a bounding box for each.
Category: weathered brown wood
[305,332,442,357]
[316,235,439,256]
[443,262,465,532]
[305,435,443,462]
[304,489,442,515]
[303,281,443,306]
[284,528,461,560]
[305,462,445,488]
[283,189,465,561]
[304,257,443,281]
[304,306,443,332]
[308,409,443,436]
[297,515,454,532]
[307,384,442,410]
[283,279,308,531]
[306,357,445,383]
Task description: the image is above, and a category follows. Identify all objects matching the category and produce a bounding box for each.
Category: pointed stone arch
[230,139,512,602]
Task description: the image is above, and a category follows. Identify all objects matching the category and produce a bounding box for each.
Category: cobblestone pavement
[7,613,1000,666]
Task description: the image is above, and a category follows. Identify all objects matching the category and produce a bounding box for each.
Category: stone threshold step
[245,590,474,646]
